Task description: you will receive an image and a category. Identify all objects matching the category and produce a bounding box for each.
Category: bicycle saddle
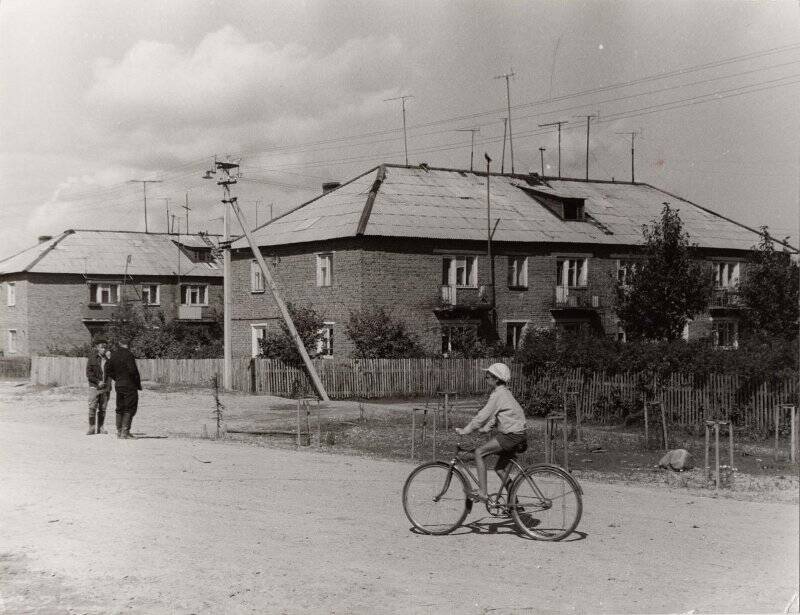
[456,443,476,452]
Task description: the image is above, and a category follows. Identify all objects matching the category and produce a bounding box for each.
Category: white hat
[483,362,511,383]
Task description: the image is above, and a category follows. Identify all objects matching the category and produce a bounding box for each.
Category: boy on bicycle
[455,362,528,503]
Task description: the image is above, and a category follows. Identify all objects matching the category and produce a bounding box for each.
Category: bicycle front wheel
[402,461,470,535]
[509,465,582,541]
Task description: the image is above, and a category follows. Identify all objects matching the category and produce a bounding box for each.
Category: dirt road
[0,385,797,614]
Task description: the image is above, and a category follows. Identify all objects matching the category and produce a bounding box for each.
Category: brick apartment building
[229,164,765,358]
[0,230,223,356]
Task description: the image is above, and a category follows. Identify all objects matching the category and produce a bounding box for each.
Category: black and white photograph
[0,1,798,613]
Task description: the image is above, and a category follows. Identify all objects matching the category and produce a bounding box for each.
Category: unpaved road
[0,386,798,614]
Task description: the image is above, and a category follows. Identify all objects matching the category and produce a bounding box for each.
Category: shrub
[345,307,425,358]
[257,303,325,366]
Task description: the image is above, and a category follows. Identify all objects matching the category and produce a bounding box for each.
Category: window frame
[316,252,334,287]
[180,284,209,306]
[251,323,268,358]
[556,257,588,288]
[507,256,528,289]
[6,282,16,307]
[504,320,529,350]
[140,284,160,306]
[316,322,335,358]
[440,322,479,356]
[714,261,740,289]
[712,318,739,349]
[442,255,478,289]
[250,260,266,293]
[616,259,639,286]
[7,329,17,354]
[88,282,121,306]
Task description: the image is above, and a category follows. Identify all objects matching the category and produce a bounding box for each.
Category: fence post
[411,408,416,460]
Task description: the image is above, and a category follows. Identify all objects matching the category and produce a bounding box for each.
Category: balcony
[435,285,492,317]
[709,288,742,309]
[553,286,603,309]
[177,305,215,321]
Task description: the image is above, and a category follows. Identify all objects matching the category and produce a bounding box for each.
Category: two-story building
[0,229,223,356]
[229,163,767,358]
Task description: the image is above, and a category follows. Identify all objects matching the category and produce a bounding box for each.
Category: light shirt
[464,385,526,435]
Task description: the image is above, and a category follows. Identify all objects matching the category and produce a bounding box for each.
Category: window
[556,258,588,288]
[6,282,15,307]
[714,262,740,288]
[507,257,528,289]
[616,323,627,343]
[141,284,160,305]
[251,323,268,358]
[505,321,528,349]
[88,283,120,305]
[712,319,739,349]
[617,260,639,286]
[440,323,478,355]
[251,260,265,293]
[316,322,334,358]
[181,284,208,306]
[442,256,478,288]
[7,329,17,354]
[316,253,333,287]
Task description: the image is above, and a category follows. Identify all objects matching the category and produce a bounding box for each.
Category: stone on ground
[659,448,693,471]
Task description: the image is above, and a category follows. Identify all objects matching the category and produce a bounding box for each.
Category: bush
[257,303,325,366]
[345,307,425,358]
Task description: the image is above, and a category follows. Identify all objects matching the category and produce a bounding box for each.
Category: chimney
[322,181,341,194]
[38,235,53,243]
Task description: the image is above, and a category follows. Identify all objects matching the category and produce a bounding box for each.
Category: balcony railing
[553,286,602,309]
[439,285,491,307]
[178,305,212,320]
[709,288,741,309]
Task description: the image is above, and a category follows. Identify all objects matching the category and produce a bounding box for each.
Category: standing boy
[85,337,110,435]
[106,338,142,439]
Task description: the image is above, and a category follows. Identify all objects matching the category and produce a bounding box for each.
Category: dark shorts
[494,431,528,473]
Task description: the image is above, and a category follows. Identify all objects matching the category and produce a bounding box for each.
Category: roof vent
[38,235,53,243]
[322,181,341,194]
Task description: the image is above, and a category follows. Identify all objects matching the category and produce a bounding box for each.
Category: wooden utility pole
[456,128,480,171]
[500,118,508,173]
[182,193,191,234]
[539,147,546,175]
[495,72,515,173]
[486,153,497,332]
[616,131,639,182]
[385,95,414,166]
[576,114,599,180]
[538,121,568,178]
[227,196,330,402]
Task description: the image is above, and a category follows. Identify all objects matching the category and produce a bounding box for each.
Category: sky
[1,0,798,258]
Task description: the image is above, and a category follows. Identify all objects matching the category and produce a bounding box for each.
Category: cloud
[87,26,404,131]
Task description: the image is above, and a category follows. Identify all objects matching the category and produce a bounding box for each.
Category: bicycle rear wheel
[509,465,582,541]
[402,461,470,535]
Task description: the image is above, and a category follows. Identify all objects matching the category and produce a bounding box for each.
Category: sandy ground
[0,382,798,614]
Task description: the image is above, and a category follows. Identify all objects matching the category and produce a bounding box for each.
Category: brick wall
[0,277,30,355]
[230,237,754,359]
[1,273,222,356]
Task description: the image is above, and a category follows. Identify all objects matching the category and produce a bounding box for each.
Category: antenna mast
[538,121,568,178]
[385,94,414,166]
[495,71,516,173]
[455,128,480,171]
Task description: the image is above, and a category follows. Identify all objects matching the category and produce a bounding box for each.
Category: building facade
[0,230,223,356]
[229,164,768,359]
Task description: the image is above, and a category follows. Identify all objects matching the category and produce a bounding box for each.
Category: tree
[257,303,325,366]
[738,229,799,339]
[616,203,714,340]
[345,307,424,358]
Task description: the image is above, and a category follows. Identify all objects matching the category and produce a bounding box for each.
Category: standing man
[106,337,142,439]
[85,337,110,435]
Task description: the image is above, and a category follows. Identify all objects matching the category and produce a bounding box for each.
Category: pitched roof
[0,230,222,277]
[233,164,782,252]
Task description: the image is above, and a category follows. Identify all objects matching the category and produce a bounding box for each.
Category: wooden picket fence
[29,356,797,429]
[0,356,30,379]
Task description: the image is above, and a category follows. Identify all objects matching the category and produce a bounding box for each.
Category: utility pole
[575,114,598,180]
[538,121,568,179]
[455,128,480,171]
[159,198,171,233]
[539,147,546,176]
[385,94,414,166]
[223,189,330,402]
[485,153,497,333]
[128,179,163,233]
[616,131,639,182]
[495,71,515,173]
[182,193,191,234]
[500,118,508,174]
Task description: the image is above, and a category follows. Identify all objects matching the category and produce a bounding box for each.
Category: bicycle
[402,444,583,540]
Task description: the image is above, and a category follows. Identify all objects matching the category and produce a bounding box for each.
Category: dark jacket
[86,353,110,388]
[106,347,142,391]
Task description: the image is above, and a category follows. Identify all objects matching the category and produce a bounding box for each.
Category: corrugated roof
[234,164,776,252]
[0,230,222,277]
